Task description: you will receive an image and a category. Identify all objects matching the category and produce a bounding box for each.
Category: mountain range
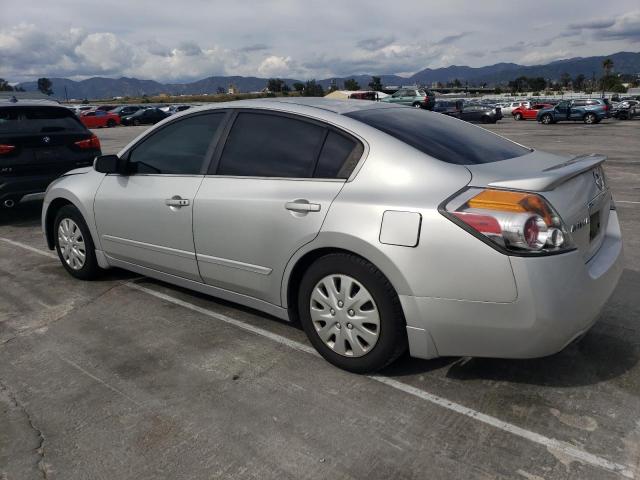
[16,51,640,100]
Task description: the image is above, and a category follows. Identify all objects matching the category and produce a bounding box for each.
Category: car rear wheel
[514,112,523,121]
[412,102,422,109]
[106,119,116,128]
[54,205,101,280]
[298,253,407,373]
[584,113,597,124]
[540,113,553,124]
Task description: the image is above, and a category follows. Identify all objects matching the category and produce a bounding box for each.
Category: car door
[82,112,97,128]
[555,101,569,120]
[193,110,364,305]
[94,111,228,281]
[388,90,407,104]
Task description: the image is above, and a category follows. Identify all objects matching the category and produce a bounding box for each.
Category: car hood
[62,166,93,177]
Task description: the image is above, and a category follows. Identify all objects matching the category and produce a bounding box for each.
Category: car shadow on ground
[383,268,640,389]
[0,201,43,227]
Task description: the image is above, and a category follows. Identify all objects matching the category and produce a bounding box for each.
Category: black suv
[0,100,101,208]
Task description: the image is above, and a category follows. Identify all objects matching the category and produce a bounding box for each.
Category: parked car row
[68,104,194,129]
[432,100,503,124]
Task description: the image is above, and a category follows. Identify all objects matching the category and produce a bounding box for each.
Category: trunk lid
[466,150,611,262]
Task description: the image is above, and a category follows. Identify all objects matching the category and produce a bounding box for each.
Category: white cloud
[257,55,295,77]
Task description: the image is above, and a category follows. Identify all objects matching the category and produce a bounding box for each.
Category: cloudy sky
[1,1,639,83]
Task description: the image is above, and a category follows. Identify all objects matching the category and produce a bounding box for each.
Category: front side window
[216,112,326,178]
[127,113,225,175]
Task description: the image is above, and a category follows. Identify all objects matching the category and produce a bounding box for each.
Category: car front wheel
[514,113,523,120]
[298,253,407,373]
[54,205,101,280]
[540,113,553,124]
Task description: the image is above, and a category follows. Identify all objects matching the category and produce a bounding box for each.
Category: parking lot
[1,116,639,479]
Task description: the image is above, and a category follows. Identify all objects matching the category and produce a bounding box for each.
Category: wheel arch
[44,197,75,249]
[281,235,412,321]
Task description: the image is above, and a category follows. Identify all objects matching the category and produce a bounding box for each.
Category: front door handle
[285,200,321,213]
[165,196,190,208]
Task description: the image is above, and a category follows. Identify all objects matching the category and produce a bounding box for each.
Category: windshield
[345,107,530,165]
[0,106,85,134]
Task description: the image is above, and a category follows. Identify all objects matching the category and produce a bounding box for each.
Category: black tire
[514,112,523,121]
[584,113,597,124]
[53,205,101,280]
[133,119,140,126]
[540,113,553,125]
[412,102,422,109]
[298,253,407,373]
[106,119,116,128]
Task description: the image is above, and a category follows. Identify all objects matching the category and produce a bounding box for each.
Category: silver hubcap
[57,218,86,270]
[310,274,380,357]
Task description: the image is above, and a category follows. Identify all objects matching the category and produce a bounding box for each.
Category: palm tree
[602,59,614,97]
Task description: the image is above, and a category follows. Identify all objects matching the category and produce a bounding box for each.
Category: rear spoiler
[488,154,606,192]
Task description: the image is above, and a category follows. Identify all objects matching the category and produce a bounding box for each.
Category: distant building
[228,84,239,95]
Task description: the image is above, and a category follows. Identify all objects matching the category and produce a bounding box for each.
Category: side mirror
[94,154,125,174]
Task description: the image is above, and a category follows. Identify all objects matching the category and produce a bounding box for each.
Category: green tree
[452,78,462,88]
[267,78,284,93]
[37,77,53,96]
[368,76,382,91]
[573,74,586,91]
[303,80,324,97]
[529,77,547,91]
[216,86,226,94]
[602,58,614,77]
[344,78,360,91]
[292,82,305,92]
[560,72,571,89]
[0,78,14,91]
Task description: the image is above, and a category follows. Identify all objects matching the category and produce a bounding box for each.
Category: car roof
[0,98,63,108]
[187,97,403,116]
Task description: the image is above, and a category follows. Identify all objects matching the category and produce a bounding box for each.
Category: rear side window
[346,108,530,165]
[315,131,363,179]
[0,106,85,134]
[128,112,225,175]
[217,112,326,178]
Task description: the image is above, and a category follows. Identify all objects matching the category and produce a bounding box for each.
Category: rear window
[345,107,530,165]
[0,106,85,134]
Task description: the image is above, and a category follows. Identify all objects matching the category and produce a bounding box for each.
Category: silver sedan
[42,98,624,372]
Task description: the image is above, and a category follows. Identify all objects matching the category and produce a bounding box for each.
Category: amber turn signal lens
[467,189,554,224]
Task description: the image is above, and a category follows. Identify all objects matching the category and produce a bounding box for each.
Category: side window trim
[120,110,232,176]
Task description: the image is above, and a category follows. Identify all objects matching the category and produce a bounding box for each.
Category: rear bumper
[402,211,624,360]
[0,173,60,203]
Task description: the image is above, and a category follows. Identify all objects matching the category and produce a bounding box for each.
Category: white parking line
[0,237,57,259]
[1,236,635,479]
[617,200,640,205]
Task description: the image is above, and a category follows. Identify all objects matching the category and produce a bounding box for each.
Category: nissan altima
[42,98,623,373]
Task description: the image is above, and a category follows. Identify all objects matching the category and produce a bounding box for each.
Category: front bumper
[402,211,624,359]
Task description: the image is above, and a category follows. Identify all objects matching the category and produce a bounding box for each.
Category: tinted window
[315,131,363,179]
[573,100,587,107]
[217,113,325,178]
[346,108,529,165]
[128,113,224,174]
[0,106,85,134]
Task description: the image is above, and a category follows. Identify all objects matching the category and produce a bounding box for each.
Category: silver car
[42,98,624,373]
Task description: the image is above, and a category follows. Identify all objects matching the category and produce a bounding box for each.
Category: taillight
[442,188,574,255]
[0,144,16,155]
[75,134,101,150]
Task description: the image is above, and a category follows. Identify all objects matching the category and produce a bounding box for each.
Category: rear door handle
[285,200,321,213]
[165,197,190,207]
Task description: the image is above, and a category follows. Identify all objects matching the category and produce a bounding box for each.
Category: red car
[512,103,553,120]
[80,110,120,128]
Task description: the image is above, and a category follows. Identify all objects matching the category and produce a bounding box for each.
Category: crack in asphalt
[0,280,130,348]
[0,380,48,479]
